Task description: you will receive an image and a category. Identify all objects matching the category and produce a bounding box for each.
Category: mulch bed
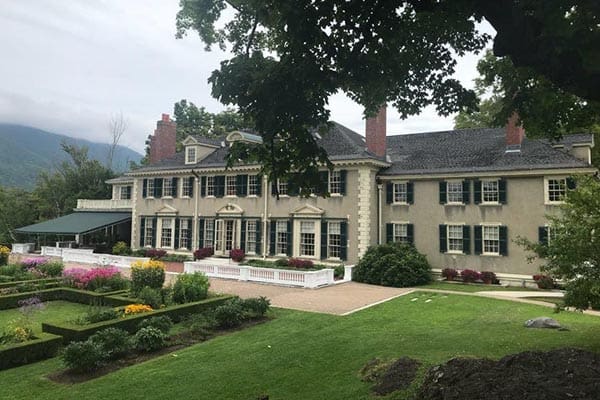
[372,357,421,396]
[417,348,600,400]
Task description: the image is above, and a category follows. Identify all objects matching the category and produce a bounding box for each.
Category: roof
[16,212,131,235]
[106,176,133,184]
[381,128,592,176]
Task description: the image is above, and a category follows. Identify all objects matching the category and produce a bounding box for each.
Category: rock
[525,317,561,329]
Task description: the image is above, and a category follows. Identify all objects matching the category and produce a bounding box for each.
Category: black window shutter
[439,182,447,204]
[407,224,414,245]
[462,225,471,254]
[462,180,470,204]
[386,223,393,243]
[198,219,205,248]
[320,221,328,259]
[407,182,414,204]
[538,226,548,245]
[439,224,447,253]
[139,217,146,247]
[340,221,348,260]
[255,221,262,254]
[286,220,293,256]
[474,225,482,255]
[473,180,482,204]
[200,177,206,197]
[255,175,262,196]
[498,179,507,204]
[340,170,347,195]
[240,220,246,252]
[216,176,225,198]
[188,177,195,198]
[318,171,329,195]
[386,182,393,204]
[172,177,178,197]
[288,179,299,197]
[269,221,276,255]
[154,178,163,198]
[174,218,180,249]
[186,218,192,250]
[151,218,157,248]
[142,179,148,198]
[271,182,277,196]
[566,177,577,190]
[237,175,248,197]
[499,226,508,256]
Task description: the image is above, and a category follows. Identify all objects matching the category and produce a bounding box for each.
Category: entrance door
[214,219,237,256]
[224,220,235,255]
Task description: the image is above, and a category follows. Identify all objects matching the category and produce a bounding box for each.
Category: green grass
[0,301,90,334]
[421,281,546,293]
[524,296,565,306]
[0,292,599,400]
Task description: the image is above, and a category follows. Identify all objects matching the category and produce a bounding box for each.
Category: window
[146,179,154,198]
[179,219,190,249]
[277,180,288,196]
[329,171,342,195]
[447,225,464,252]
[119,186,132,200]
[204,220,215,248]
[300,221,316,257]
[248,175,259,196]
[182,178,193,197]
[393,183,408,204]
[547,178,566,203]
[328,222,341,258]
[226,176,237,196]
[160,219,173,248]
[483,225,500,255]
[186,147,196,164]
[143,217,154,247]
[163,179,172,197]
[276,221,288,255]
[246,220,257,253]
[206,176,215,196]
[482,180,499,203]
[393,223,409,243]
[447,182,463,203]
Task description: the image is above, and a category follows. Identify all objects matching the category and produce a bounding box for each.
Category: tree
[517,176,600,310]
[175,1,600,192]
[107,112,128,171]
[453,96,503,129]
[0,186,38,244]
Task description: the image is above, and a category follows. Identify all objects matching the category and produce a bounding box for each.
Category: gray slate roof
[381,127,592,176]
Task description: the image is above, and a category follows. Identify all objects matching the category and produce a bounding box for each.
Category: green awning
[16,211,131,235]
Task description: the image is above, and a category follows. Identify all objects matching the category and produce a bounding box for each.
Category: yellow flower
[0,246,10,256]
[124,303,153,315]
[131,260,165,270]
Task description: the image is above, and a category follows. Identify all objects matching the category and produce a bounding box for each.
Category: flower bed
[0,332,63,371]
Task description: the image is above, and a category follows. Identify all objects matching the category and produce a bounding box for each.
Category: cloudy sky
[0,1,493,153]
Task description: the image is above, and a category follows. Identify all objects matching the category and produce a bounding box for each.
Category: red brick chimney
[366,106,387,157]
[149,113,177,164]
[506,112,525,151]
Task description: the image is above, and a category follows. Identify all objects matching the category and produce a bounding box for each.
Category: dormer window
[186,146,197,164]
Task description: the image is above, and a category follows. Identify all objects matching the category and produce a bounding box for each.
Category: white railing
[11,243,35,254]
[183,261,335,288]
[41,246,64,257]
[76,199,132,210]
[42,247,149,268]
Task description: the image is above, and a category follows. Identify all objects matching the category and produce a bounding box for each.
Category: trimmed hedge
[0,277,62,289]
[0,333,62,371]
[0,288,131,310]
[42,296,233,343]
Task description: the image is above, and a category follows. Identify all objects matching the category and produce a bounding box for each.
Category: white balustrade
[11,243,35,254]
[76,199,132,210]
[41,246,63,257]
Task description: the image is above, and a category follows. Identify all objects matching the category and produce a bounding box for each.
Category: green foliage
[83,307,120,324]
[137,316,173,335]
[354,243,432,288]
[241,297,270,318]
[454,95,503,129]
[172,273,210,304]
[213,297,246,329]
[134,327,167,352]
[183,313,217,340]
[0,187,38,244]
[61,340,105,373]
[138,287,163,309]
[0,333,62,371]
[112,241,131,256]
[35,261,64,277]
[131,265,165,294]
[88,328,133,360]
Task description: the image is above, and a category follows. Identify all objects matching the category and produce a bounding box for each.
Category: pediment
[291,204,324,216]
[216,203,244,215]
[181,136,198,146]
[156,204,178,215]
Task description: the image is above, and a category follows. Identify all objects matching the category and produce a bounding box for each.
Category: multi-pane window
[277,180,288,195]
[547,178,566,202]
[393,223,408,243]
[160,219,173,248]
[328,222,341,258]
[329,171,342,194]
[146,179,155,198]
[248,175,259,196]
[226,176,236,196]
[182,178,193,197]
[206,176,215,196]
[186,147,196,164]
[393,183,408,203]
[246,220,257,253]
[276,221,288,255]
[300,221,316,257]
[179,219,190,249]
[120,186,132,200]
[447,225,464,252]
[204,219,215,248]
[447,182,463,203]
[144,217,154,247]
[483,225,500,255]
[482,180,499,203]
[163,179,172,197]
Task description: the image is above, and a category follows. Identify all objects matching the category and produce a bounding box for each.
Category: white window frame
[185,146,197,164]
[327,221,342,259]
[544,176,567,204]
[277,180,288,196]
[181,177,193,198]
[392,222,409,243]
[482,224,500,256]
[179,219,191,250]
[329,171,342,195]
[119,185,132,200]
[275,221,288,256]
[146,179,155,199]
[162,179,173,198]
[158,218,175,249]
[206,176,215,197]
[246,220,258,255]
[393,182,408,204]
[481,179,499,204]
[446,181,464,204]
[447,224,464,254]
[247,175,259,196]
[143,217,154,247]
[299,221,316,258]
[226,176,237,197]
[204,219,215,249]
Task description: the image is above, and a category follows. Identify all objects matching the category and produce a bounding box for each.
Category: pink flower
[63,266,122,289]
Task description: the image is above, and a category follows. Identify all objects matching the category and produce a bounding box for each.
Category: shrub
[460,269,481,283]
[160,254,191,262]
[0,246,9,266]
[61,340,105,373]
[193,247,214,260]
[84,307,120,324]
[63,266,128,292]
[242,297,270,318]
[131,260,165,293]
[533,274,555,289]
[145,249,167,260]
[0,264,23,277]
[274,258,289,267]
[88,328,133,360]
[288,258,314,269]
[134,327,167,352]
[353,243,431,288]
[124,304,153,315]
[21,257,49,270]
[36,261,64,277]
[213,297,246,328]
[334,265,345,279]
[138,286,163,309]
[480,271,497,284]
[183,313,217,340]
[112,241,131,255]
[441,268,458,281]
[172,272,210,304]
[137,316,173,334]
[230,248,245,262]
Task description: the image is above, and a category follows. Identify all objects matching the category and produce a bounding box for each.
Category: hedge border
[0,288,131,310]
[0,332,63,371]
[0,277,62,288]
[42,295,233,343]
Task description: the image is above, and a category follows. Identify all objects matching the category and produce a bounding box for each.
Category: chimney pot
[365,106,387,157]
[162,113,170,122]
[506,112,525,152]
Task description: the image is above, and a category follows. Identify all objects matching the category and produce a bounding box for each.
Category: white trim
[379,167,596,181]
[391,181,409,205]
[544,176,567,205]
[445,180,465,205]
[479,178,501,205]
[480,224,501,256]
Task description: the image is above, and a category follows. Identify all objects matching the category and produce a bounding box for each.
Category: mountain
[0,124,143,189]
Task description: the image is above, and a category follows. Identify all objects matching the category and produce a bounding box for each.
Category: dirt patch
[360,356,421,396]
[417,348,600,400]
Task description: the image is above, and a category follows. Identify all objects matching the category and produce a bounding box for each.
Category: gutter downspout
[191,170,200,250]
[377,183,383,244]
[263,175,269,259]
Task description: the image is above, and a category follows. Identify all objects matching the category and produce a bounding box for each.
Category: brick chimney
[366,106,387,157]
[505,112,525,153]
[149,113,177,164]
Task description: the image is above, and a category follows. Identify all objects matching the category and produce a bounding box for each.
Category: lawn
[0,292,599,400]
[421,281,546,293]
[0,301,90,335]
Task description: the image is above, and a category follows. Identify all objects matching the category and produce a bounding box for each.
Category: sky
[0,1,493,153]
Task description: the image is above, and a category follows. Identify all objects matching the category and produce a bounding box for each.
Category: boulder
[524,317,561,329]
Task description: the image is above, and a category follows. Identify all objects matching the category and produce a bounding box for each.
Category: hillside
[0,124,142,189]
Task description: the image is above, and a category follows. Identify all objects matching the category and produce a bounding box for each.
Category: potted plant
[533,274,554,289]
[480,271,497,285]
[460,269,481,283]
[441,268,458,281]
[230,249,245,262]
